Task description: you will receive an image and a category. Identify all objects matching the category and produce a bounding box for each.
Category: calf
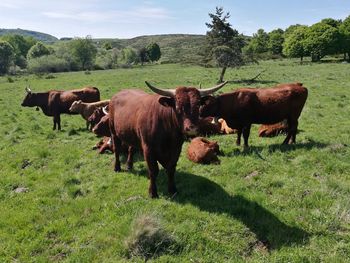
[258,120,289,137]
[69,100,110,130]
[88,106,107,129]
[187,137,220,164]
[93,136,114,154]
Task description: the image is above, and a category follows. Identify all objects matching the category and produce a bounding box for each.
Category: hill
[95,34,207,64]
[0,28,58,43]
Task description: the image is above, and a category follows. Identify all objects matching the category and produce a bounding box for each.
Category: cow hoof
[114,167,121,172]
[150,193,159,199]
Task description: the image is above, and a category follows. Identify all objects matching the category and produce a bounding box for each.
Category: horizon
[0,0,349,39]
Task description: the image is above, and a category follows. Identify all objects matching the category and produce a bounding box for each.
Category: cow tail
[93,87,101,100]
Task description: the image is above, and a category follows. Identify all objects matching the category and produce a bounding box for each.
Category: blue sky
[0,0,349,39]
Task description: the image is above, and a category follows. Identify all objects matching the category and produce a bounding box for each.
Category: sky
[0,0,349,39]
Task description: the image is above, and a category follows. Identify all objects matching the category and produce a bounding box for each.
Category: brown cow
[88,106,108,129]
[187,137,220,164]
[69,100,110,130]
[218,118,237,134]
[109,81,226,198]
[200,83,308,147]
[21,86,100,130]
[258,120,288,137]
[197,117,221,136]
[92,114,110,137]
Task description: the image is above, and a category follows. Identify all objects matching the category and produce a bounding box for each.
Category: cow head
[145,81,227,136]
[21,87,35,107]
[199,95,220,118]
[69,100,82,112]
[92,114,110,137]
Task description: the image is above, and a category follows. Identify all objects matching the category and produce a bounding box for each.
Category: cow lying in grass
[258,120,288,137]
[93,136,114,154]
[187,137,221,164]
[69,100,110,130]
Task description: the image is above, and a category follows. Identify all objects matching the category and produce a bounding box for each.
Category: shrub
[0,41,15,74]
[27,55,70,73]
[27,42,50,59]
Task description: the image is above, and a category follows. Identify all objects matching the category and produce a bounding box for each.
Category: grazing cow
[69,100,110,130]
[21,86,100,130]
[88,106,108,129]
[187,137,220,164]
[93,136,114,154]
[200,83,308,147]
[109,81,226,198]
[92,114,110,137]
[258,120,288,137]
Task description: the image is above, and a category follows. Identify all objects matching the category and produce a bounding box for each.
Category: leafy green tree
[27,42,50,59]
[321,18,342,28]
[304,22,340,61]
[339,16,350,60]
[120,48,138,64]
[0,41,15,74]
[102,41,113,50]
[284,24,305,37]
[138,47,149,65]
[205,7,245,83]
[283,26,308,62]
[268,29,284,55]
[250,29,269,54]
[1,34,36,68]
[69,36,97,70]
[146,43,161,62]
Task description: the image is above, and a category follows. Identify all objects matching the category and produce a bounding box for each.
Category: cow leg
[143,146,159,198]
[53,114,61,130]
[86,120,90,130]
[111,135,122,172]
[236,128,242,146]
[289,120,298,144]
[283,118,294,144]
[242,124,251,148]
[166,165,177,196]
[126,146,135,171]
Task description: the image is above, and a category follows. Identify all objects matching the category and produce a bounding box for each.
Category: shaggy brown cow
[69,100,110,130]
[93,136,114,154]
[187,137,220,164]
[109,81,226,198]
[21,86,100,130]
[92,114,110,137]
[200,82,308,147]
[218,118,237,134]
[197,117,221,136]
[258,120,288,137]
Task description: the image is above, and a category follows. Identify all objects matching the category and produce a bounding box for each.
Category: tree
[27,42,50,59]
[146,43,161,62]
[250,29,269,54]
[268,29,284,55]
[304,22,340,61]
[205,7,244,83]
[119,48,138,64]
[138,47,149,65]
[283,26,308,62]
[69,36,97,70]
[0,41,15,74]
[1,34,36,68]
[339,16,350,60]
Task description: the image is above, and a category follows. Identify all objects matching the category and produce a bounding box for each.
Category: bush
[27,55,70,73]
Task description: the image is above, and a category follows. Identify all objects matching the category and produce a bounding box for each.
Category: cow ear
[158,96,175,108]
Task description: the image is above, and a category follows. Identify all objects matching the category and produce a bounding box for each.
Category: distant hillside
[95,34,207,64]
[0,28,58,43]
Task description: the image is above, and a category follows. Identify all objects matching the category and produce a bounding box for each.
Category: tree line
[0,35,161,74]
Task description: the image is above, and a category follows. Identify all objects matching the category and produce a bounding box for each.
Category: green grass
[0,60,349,262]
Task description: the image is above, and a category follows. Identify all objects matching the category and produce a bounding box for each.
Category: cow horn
[145,81,175,98]
[198,81,228,96]
[102,105,108,115]
[25,87,32,93]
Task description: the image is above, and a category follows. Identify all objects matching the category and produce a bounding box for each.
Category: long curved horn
[102,105,108,115]
[145,81,175,98]
[199,81,228,96]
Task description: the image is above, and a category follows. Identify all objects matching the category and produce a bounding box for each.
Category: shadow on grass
[225,139,329,157]
[158,171,309,250]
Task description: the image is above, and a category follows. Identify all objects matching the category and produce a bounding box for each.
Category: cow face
[21,88,35,107]
[199,96,219,118]
[159,87,201,136]
[88,107,104,126]
[69,100,82,112]
[92,115,110,137]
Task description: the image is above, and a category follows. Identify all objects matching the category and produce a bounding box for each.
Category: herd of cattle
[21,81,308,198]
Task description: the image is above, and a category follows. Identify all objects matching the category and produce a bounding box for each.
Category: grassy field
[0,60,349,262]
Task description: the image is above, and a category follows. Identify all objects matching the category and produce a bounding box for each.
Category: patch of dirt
[245,171,259,179]
[13,187,29,193]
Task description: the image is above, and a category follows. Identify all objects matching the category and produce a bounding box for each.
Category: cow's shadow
[158,171,309,250]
